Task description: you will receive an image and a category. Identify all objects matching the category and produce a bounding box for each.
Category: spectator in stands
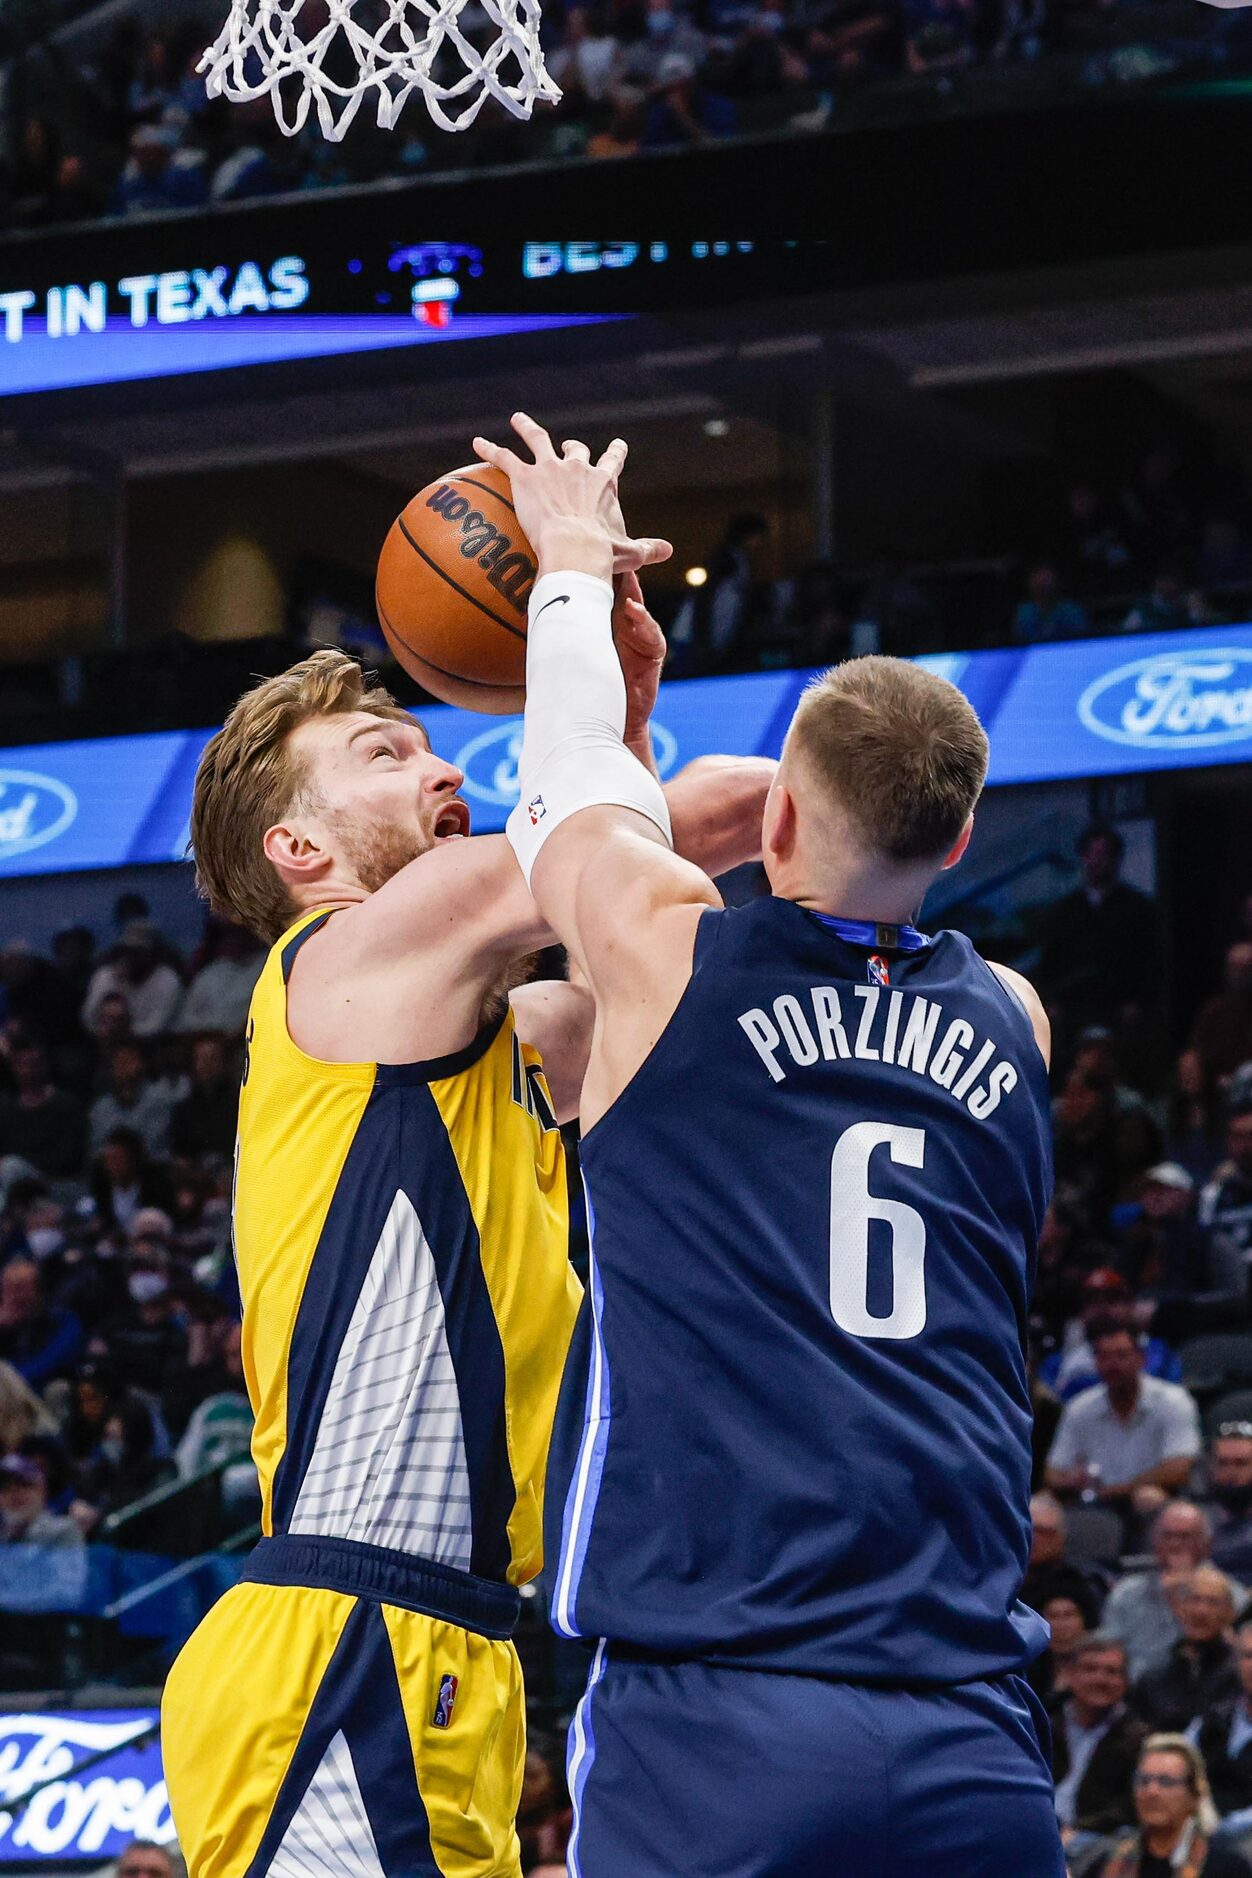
[1199,1092,1252,1269]
[3,115,62,229]
[83,923,183,1040]
[0,940,80,1049]
[1089,1734,1252,1878]
[518,1742,572,1872]
[903,0,976,71]
[110,121,209,217]
[620,0,710,87]
[1189,946,1252,1086]
[0,1038,87,1180]
[1045,1320,1201,1522]
[90,1127,175,1233]
[0,1259,82,1388]
[49,927,95,1014]
[1198,1425,1252,1583]
[547,6,625,102]
[0,1359,58,1454]
[1012,561,1091,644]
[1031,1191,1109,1355]
[113,1845,177,1878]
[1052,1633,1147,1838]
[0,1453,82,1550]
[1063,481,1136,594]
[174,1321,251,1473]
[1104,1502,1218,1680]
[585,93,645,157]
[93,1239,187,1396]
[1119,1164,1248,1344]
[1036,824,1160,1038]
[89,1044,173,1163]
[1040,1270,1180,1404]
[640,52,739,146]
[1165,1051,1230,1190]
[1038,1591,1101,1707]
[85,991,137,1061]
[1121,563,1195,637]
[1194,1621,1252,1837]
[1024,1490,1096,1607]
[169,1036,239,1163]
[74,1396,175,1528]
[175,922,262,1037]
[669,512,771,672]
[1132,1567,1242,1733]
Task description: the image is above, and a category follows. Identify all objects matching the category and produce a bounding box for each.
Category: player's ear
[939,816,974,873]
[263,820,331,885]
[762,773,797,869]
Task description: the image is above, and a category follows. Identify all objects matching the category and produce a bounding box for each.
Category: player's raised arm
[473,413,732,1123]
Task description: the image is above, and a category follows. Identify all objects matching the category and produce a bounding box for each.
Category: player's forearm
[506,570,672,889]
[665,756,776,879]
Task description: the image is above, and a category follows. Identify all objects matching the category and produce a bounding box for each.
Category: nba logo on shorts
[868,954,891,987]
[432,1674,459,1728]
[527,795,547,825]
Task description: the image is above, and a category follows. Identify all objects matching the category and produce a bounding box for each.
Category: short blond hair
[789,656,989,864]
[190,649,412,943]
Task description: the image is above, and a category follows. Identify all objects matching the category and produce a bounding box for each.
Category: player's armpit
[988,961,1051,1068]
[665,756,776,879]
[509,980,594,1124]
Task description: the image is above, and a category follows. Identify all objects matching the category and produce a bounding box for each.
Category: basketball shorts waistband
[241,1533,521,1640]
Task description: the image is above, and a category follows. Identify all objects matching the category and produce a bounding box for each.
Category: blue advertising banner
[0,1709,174,1863]
[2,624,1251,880]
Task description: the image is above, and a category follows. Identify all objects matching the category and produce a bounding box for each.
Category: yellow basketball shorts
[161,1535,526,1878]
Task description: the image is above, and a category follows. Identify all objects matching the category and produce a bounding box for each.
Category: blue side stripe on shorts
[552,1178,611,1639]
[566,1639,608,1878]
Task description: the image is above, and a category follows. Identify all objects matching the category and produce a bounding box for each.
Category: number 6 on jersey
[829,1121,927,1340]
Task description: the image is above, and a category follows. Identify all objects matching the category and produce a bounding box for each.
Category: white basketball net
[199,0,561,140]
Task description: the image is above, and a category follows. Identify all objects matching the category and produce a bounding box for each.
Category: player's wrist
[535,524,615,585]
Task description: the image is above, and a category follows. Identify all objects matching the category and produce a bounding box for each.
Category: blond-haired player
[160,548,774,1878]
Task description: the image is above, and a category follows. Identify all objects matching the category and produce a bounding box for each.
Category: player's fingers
[471,436,526,480]
[561,439,592,464]
[597,437,628,479]
[612,537,673,573]
[510,411,558,461]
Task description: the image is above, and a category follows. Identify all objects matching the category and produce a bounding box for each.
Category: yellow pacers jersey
[234,907,581,1586]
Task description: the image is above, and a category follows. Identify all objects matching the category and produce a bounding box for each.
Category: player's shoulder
[982,958,1050,1066]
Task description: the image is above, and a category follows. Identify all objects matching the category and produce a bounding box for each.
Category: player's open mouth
[434,800,471,841]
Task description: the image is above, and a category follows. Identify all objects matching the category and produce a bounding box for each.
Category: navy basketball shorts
[564,1647,1066,1878]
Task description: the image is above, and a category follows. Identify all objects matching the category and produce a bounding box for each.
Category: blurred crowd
[665,445,1252,677]
[0,0,1246,232]
[0,894,258,1599]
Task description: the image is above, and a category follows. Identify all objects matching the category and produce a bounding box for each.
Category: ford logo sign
[1078,647,1252,750]
[0,1711,174,1858]
[0,769,77,860]
[454,718,679,809]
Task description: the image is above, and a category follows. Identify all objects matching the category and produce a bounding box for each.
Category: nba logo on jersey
[527,795,547,826]
[432,1674,459,1728]
[867,953,891,986]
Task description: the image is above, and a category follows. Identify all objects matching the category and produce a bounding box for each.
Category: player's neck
[772,860,927,928]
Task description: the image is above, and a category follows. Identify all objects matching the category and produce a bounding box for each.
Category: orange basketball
[375,462,534,713]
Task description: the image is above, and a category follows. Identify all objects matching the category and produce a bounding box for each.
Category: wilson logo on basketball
[425,484,536,614]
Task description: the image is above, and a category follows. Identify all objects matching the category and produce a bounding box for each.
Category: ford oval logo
[1077,648,1252,750]
[454,718,679,808]
[0,768,78,860]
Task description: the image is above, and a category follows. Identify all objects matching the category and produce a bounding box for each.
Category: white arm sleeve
[506,570,672,886]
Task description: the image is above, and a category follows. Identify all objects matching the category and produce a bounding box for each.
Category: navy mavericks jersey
[547,896,1052,1683]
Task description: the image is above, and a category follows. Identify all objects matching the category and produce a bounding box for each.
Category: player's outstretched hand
[472,413,673,582]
